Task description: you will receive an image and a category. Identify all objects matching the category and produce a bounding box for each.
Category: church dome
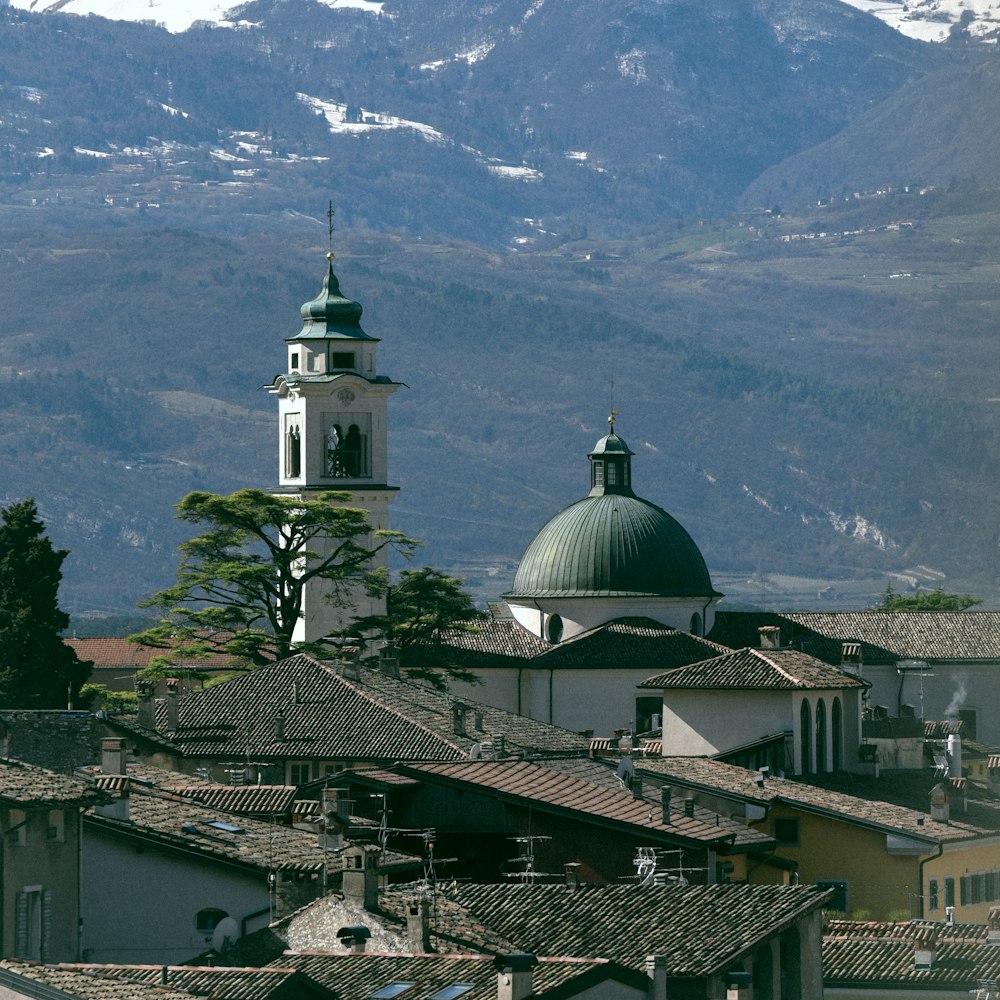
[507,420,717,601]
[509,493,714,599]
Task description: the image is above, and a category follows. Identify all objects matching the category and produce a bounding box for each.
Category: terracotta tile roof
[0,961,198,1000]
[711,611,1000,664]
[399,759,743,848]
[539,755,771,847]
[406,617,731,671]
[533,618,731,668]
[638,647,866,691]
[109,656,587,763]
[65,638,235,670]
[0,757,104,807]
[377,881,830,976]
[403,618,552,668]
[823,919,1000,989]
[85,784,418,874]
[638,757,990,844]
[926,719,964,737]
[63,966,325,1000]
[86,763,299,817]
[273,952,646,1000]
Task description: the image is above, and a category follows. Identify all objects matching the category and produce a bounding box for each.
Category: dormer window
[332,351,355,370]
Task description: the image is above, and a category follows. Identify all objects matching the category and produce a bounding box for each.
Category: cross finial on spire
[326,201,336,262]
[608,408,619,431]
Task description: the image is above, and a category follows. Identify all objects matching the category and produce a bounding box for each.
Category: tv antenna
[504,834,553,883]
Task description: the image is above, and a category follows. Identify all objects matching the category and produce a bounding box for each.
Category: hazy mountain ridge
[0,1,999,615]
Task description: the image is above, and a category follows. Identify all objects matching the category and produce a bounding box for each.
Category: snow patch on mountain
[839,0,1000,41]
[297,94,447,142]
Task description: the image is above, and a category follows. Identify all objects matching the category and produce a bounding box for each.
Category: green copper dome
[507,493,715,598]
[506,424,717,599]
[293,260,377,341]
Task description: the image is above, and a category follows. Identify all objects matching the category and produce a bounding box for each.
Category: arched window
[815,698,827,774]
[196,908,228,938]
[689,612,702,636]
[832,698,843,771]
[800,700,812,775]
[546,614,563,644]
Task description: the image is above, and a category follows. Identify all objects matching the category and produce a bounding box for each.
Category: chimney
[726,971,753,1000]
[988,906,1000,946]
[452,702,468,737]
[165,678,179,733]
[95,775,131,822]
[494,734,506,759]
[273,709,286,742]
[564,863,581,889]
[339,646,362,682]
[661,787,672,824]
[319,788,345,850]
[645,956,667,1000]
[632,774,644,800]
[474,710,484,732]
[336,925,371,953]
[494,953,537,1000]
[840,641,863,676]
[136,680,155,730]
[759,625,781,650]
[913,925,938,970]
[341,845,381,911]
[101,737,127,776]
[929,782,950,824]
[948,733,963,778]
[406,895,432,952]
[684,798,695,819]
[379,643,400,679]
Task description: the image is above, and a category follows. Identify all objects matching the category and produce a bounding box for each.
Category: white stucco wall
[82,828,273,963]
[660,689,793,757]
[863,661,999,744]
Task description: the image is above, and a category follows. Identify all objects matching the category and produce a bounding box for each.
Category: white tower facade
[267,257,401,643]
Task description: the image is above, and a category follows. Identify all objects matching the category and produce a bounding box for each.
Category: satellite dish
[212,917,240,953]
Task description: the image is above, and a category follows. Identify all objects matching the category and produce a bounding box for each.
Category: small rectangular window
[332,351,355,369]
[773,817,800,845]
[290,351,300,370]
[961,873,972,906]
[289,762,312,785]
[8,809,26,847]
[371,985,415,999]
[815,879,849,913]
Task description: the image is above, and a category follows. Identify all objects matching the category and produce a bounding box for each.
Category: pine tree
[0,499,90,708]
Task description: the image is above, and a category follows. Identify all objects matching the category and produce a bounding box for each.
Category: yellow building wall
[750,804,923,919]
[925,838,1000,924]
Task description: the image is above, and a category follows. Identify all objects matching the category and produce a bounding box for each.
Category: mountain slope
[742,55,1000,209]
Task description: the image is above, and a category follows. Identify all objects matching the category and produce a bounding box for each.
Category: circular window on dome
[546,614,564,644]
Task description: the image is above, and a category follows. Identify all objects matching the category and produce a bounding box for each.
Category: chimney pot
[494,954,537,1000]
[136,680,155,730]
[101,737,127,776]
[661,787,672,824]
[406,895,432,952]
[684,798,695,818]
[379,643,400,679]
[165,678,179,732]
[564,863,581,889]
[759,626,781,650]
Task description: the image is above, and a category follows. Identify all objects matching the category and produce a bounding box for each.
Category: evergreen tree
[0,499,91,708]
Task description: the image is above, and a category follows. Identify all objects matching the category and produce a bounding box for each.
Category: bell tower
[267,241,401,644]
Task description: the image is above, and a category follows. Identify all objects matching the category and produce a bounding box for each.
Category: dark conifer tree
[0,499,90,708]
